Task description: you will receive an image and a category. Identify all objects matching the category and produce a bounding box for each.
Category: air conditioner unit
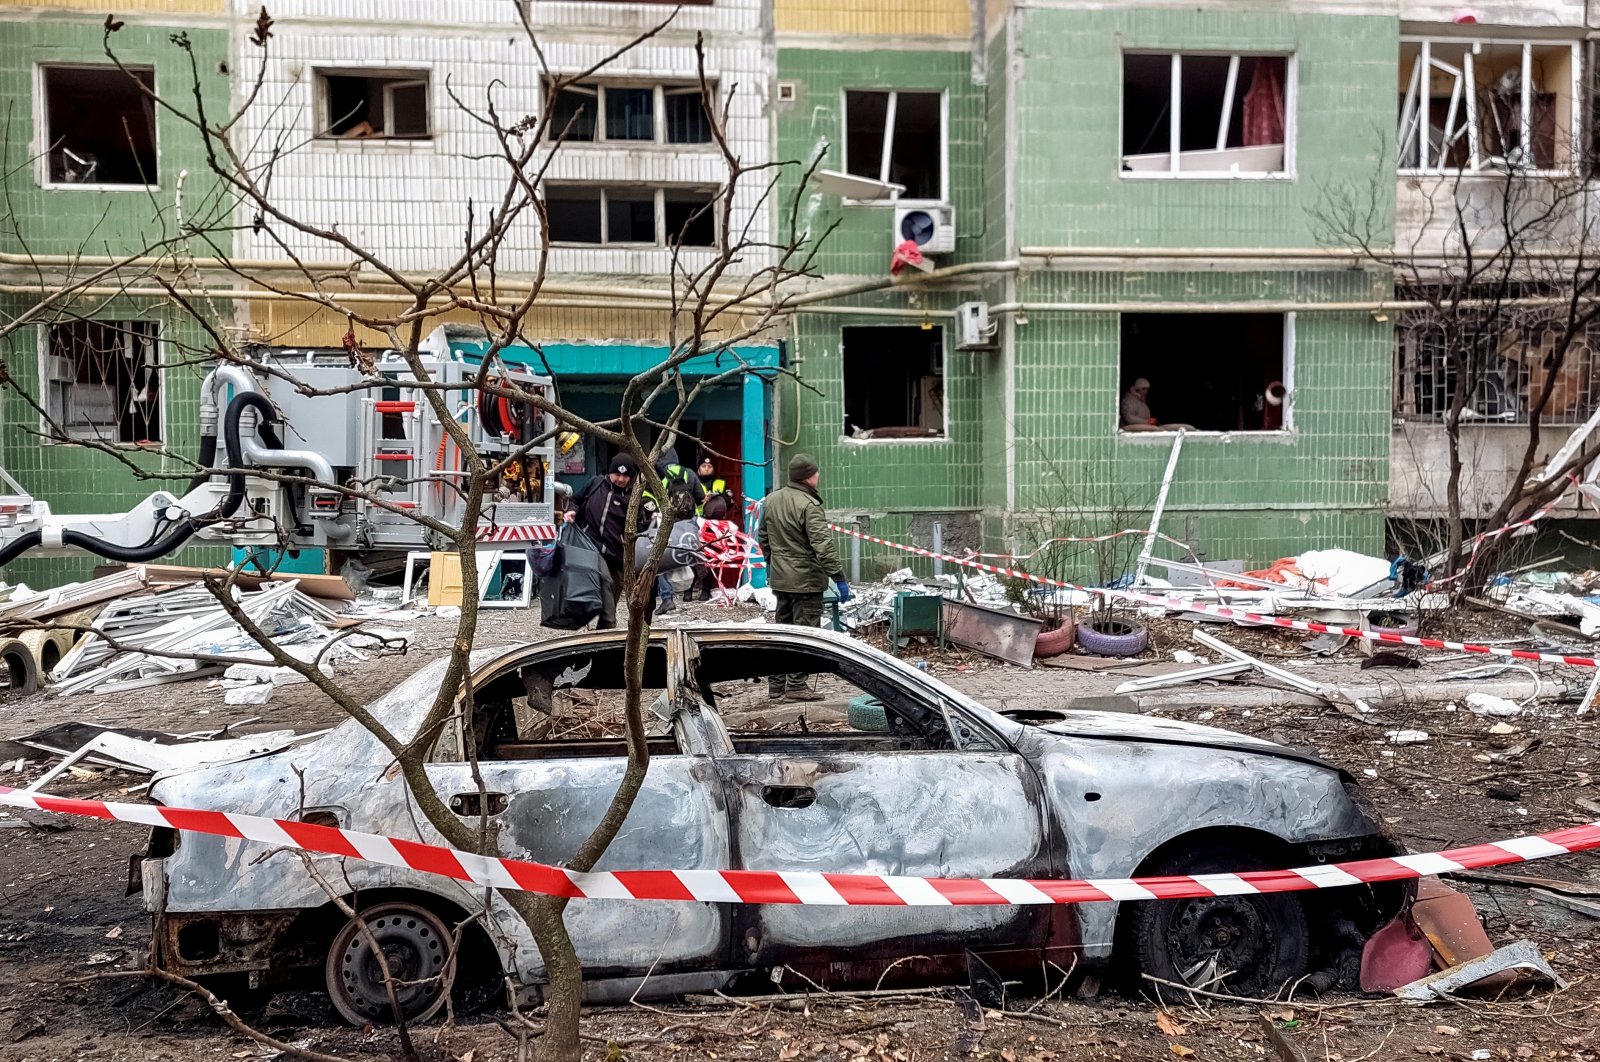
[893,204,956,255]
[954,302,997,351]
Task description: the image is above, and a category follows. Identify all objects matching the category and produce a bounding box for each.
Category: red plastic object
[1359,912,1432,991]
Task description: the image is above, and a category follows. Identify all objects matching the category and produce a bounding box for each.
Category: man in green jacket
[758,453,852,701]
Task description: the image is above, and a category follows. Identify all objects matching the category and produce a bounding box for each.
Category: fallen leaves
[1169,1046,1195,1058]
[1155,1011,1188,1038]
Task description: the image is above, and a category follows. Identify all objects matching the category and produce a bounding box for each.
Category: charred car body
[138,625,1407,1023]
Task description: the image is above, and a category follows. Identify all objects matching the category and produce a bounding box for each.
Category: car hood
[1020,710,1334,768]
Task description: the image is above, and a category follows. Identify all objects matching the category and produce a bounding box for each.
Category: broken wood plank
[94,563,355,601]
[1530,888,1600,920]
[1257,1013,1310,1062]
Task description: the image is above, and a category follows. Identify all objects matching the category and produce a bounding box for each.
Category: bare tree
[1,9,834,1060]
[1315,132,1600,594]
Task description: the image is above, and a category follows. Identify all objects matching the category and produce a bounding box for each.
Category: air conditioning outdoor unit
[893,204,956,255]
[954,302,998,351]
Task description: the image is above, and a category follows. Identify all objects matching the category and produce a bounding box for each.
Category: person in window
[565,455,657,628]
[1120,378,1193,432]
[759,454,851,702]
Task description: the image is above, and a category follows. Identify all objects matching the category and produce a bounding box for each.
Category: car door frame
[426,629,737,984]
[684,626,1067,984]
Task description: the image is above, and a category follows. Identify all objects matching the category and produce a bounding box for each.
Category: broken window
[843,90,944,200]
[318,71,431,139]
[466,644,680,760]
[841,325,945,440]
[42,320,162,444]
[1394,307,1600,426]
[545,184,719,248]
[42,65,157,185]
[1119,313,1288,433]
[545,81,716,144]
[1122,53,1290,175]
[692,643,975,752]
[1398,40,1576,173]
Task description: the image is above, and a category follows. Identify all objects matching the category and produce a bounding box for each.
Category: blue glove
[834,579,852,604]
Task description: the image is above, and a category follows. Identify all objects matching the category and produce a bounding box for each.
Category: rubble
[0,564,413,699]
[1394,940,1566,1003]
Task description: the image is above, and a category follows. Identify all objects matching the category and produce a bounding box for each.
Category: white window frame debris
[1397,38,1582,176]
[544,80,719,146]
[1120,52,1296,179]
[839,88,949,205]
[36,62,159,191]
[314,68,434,141]
[36,319,164,446]
[543,184,721,249]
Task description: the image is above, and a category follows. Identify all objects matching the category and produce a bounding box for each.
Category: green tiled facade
[1,19,230,586]
[778,5,1400,573]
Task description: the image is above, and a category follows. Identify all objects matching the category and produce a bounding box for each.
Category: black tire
[1076,620,1149,658]
[324,902,452,1026]
[0,644,38,695]
[1122,843,1308,999]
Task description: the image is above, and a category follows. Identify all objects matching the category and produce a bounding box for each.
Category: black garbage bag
[539,524,604,629]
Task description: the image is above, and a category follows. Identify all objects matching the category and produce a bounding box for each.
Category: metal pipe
[931,521,944,578]
[850,518,862,584]
[990,294,1600,314]
[1018,245,1593,261]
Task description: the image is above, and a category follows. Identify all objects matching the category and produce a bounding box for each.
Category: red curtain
[1242,58,1286,146]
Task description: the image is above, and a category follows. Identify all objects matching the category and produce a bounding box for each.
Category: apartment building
[2,0,1596,587]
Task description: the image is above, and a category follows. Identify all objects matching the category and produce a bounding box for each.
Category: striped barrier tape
[476,524,559,543]
[1,785,1596,905]
[829,524,1600,669]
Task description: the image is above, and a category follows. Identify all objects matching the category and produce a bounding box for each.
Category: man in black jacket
[567,454,656,628]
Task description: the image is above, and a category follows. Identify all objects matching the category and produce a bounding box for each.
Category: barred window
[1394,311,1600,426]
[41,320,162,444]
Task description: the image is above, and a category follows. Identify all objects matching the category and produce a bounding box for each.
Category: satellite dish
[899,209,937,246]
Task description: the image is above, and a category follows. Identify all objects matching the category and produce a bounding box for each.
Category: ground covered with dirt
[1,602,1599,1061]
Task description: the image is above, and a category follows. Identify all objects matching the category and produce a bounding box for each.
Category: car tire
[1122,843,1308,1000]
[1033,617,1077,659]
[1076,620,1148,658]
[325,902,453,1026]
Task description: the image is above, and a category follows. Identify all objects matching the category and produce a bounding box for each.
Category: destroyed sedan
[138,624,1406,1023]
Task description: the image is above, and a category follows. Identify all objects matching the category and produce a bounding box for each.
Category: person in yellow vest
[697,455,732,521]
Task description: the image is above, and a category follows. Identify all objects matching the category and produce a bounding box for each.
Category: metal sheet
[940,600,1042,667]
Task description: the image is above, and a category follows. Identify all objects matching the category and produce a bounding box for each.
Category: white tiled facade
[230,0,773,277]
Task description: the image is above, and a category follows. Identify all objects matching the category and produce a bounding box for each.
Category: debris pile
[0,565,406,699]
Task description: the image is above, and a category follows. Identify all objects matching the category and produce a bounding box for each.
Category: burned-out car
[139,624,1406,1023]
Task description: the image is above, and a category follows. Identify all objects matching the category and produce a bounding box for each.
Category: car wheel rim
[1166,896,1274,990]
[331,907,448,1023]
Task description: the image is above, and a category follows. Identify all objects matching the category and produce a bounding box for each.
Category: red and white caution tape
[830,524,1600,669]
[1,785,1596,905]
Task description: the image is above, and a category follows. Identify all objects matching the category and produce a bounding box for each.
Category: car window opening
[693,644,956,753]
[468,644,678,761]
[1119,312,1288,433]
[842,325,945,440]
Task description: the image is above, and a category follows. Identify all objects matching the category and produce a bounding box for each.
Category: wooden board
[94,564,355,601]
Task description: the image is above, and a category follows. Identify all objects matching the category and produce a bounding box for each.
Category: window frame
[1115,311,1296,438]
[543,79,718,147]
[313,67,435,141]
[1119,51,1297,181]
[1396,37,1582,177]
[544,183,720,249]
[838,87,950,205]
[36,62,160,191]
[36,319,165,447]
[839,324,949,444]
